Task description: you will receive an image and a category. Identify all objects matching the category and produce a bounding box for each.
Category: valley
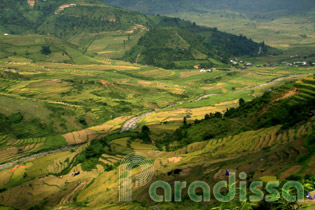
[0,0,315,209]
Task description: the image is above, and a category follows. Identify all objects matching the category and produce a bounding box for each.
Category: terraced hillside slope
[0,76,314,210]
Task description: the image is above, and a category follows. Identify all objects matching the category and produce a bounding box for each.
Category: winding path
[0,146,76,170]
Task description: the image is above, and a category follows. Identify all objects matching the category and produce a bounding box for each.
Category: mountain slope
[103,0,315,17]
[124,26,267,69]
[0,0,159,36]
[1,0,269,68]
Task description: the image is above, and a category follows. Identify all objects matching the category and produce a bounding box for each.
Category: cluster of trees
[76,127,152,171]
[0,112,53,139]
[40,46,51,55]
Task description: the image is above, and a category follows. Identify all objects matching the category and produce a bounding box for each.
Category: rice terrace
[0,0,315,209]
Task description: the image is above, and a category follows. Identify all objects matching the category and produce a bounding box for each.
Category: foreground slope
[0,76,314,209]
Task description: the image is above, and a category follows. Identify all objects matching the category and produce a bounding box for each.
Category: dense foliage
[0,112,54,139]
[124,26,267,69]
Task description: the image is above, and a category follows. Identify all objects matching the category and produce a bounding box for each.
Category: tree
[183,117,187,126]
[214,112,222,118]
[40,46,51,55]
[140,125,151,143]
[239,98,245,106]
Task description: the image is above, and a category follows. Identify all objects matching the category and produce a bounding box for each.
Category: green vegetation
[103,0,315,18]
[0,0,314,209]
[124,26,268,69]
[1,0,269,69]
[0,112,53,139]
[40,46,51,55]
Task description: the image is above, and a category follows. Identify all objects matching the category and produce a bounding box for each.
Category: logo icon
[119,152,154,201]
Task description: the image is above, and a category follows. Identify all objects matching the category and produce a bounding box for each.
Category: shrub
[40,46,51,55]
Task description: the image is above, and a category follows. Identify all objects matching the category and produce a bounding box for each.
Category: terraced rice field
[168,117,314,159]
[99,154,122,165]
[294,77,315,102]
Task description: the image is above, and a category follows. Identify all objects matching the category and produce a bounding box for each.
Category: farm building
[293,61,308,66]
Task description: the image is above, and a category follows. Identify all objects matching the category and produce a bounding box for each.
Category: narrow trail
[0,146,76,170]
[0,74,309,169]
[120,74,309,132]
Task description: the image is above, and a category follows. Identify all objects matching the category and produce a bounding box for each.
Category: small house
[293,61,308,66]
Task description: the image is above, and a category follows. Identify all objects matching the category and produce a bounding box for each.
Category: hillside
[124,26,267,69]
[0,0,158,36]
[0,0,269,68]
[0,76,314,209]
[159,76,315,148]
[0,0,315,209]
[103,0,315,51]
[103,0,315,17]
